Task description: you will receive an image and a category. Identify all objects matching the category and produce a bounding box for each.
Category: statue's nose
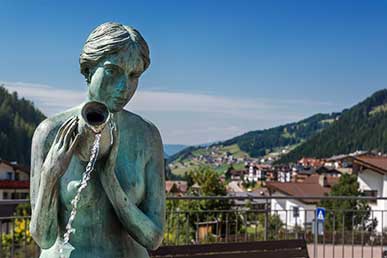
[88,69,105,101]
[117,81,127,93]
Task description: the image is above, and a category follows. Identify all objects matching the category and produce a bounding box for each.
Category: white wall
[271,192,316,228]
[0,163,29,181]
[0,163,14,180]
[357,169,387,232]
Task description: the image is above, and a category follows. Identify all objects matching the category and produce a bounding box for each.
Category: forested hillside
[0,85,46,166]
[169,112,339,164]
[222,113,339,157]
[277,89,387,164]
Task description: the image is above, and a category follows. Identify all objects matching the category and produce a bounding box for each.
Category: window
[21,193,29,199]
[292,206,300,218]
[363,190,377,203]
[6,172,13,180]
[3,192,8,199]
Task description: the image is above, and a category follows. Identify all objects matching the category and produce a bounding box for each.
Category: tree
[0,85,45,165]
[166,167,239,244]
[320,174,373,231]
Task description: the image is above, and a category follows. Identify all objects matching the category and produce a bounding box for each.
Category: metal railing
[1,196,387,258]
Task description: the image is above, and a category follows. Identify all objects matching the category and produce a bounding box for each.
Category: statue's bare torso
[33,107,161,258]
[30,22,164,258]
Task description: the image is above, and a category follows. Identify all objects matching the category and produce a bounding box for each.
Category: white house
[354,155,387,232]
[267,174,338,228]
[0,160,30,200]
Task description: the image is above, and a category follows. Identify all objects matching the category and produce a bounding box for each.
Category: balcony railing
[1,196,387,258]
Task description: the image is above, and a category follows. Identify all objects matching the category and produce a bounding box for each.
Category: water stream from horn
[59,133,102,258]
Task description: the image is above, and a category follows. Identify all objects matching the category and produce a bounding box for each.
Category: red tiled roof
[165,181,188,194]
[0,180,30,189]
[354,155,387,174]
[303,174,339,186]
[298,157,325,168]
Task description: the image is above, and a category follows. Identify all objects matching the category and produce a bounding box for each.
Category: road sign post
[314,207,326,257]
[316,207,326,223]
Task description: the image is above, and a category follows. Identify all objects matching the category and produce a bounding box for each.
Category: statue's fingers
[111,121,119,145]
[59,118,78,148]
[107,129,120,165]
[68,134,81,153]
[63,119,79,151]
[55,116,75,144]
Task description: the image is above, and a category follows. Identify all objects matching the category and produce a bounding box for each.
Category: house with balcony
[354,155,387,232]
[0,160,30,200]
[267,174,338,228]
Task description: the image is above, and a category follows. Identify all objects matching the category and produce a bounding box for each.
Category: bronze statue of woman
[30,22,165,258]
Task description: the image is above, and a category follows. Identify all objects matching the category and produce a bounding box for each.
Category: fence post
[314,209,318,258]
[0,220,2,257]
[264,198,269,241]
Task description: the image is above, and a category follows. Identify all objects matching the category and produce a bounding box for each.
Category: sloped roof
[165,180,188,193]
[303,174,339,186]
[266,176,338,204]
[354,155,387,174]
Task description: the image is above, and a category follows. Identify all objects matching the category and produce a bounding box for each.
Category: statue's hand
[104,117,120,170]
[42,116,81,181]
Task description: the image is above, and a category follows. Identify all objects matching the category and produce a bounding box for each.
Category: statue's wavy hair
[80,22,150,80]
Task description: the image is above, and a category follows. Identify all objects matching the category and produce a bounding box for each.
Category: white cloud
[3,81,86,114]
[1,81,339,145]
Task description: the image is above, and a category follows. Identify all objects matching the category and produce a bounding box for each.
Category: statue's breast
[114,146,146,206]
[59,157,104,211]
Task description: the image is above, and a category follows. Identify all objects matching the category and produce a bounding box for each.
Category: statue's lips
[113,97,126,105]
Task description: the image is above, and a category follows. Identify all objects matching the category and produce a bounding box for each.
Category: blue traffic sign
[316,207,326,222]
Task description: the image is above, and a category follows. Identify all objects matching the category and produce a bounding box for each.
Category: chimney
[319,175,328,187]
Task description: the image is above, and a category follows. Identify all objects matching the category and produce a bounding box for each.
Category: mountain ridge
[168,111,340,172]
[276,88,387,164]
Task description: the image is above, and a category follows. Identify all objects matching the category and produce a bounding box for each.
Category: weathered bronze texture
[30,22,165,258]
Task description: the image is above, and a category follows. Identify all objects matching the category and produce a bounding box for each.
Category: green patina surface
[30,22,165,258]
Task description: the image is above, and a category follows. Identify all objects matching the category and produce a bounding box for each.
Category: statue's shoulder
[119,109,162,144]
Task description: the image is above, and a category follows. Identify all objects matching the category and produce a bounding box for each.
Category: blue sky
[1,1,387,144]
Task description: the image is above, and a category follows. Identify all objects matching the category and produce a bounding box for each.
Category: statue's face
[87,48,140,113]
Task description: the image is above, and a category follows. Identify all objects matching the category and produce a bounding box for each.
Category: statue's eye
[105,67,116,76]
[83,68,91,83]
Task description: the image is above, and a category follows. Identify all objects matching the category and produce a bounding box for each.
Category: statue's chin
[108,104,125,113]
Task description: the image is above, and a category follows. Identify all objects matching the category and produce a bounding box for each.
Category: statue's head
[80,22,150,113]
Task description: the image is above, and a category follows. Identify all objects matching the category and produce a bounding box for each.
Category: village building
[266,174,339,228]
[165,180,188,196]
[243,163,272,182]
[314,166,342,177]
[293,168,314,183]
[0,160,30,200]
[298,157,325,168]
[225,168,247,181]
[325,151,368,169]
[353,155,387,232]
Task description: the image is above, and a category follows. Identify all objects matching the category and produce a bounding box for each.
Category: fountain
[30,22,165,258]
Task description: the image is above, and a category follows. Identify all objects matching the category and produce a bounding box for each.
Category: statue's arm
[30,117,80,249]
[100,125,165,250]
[30,121,60,249]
